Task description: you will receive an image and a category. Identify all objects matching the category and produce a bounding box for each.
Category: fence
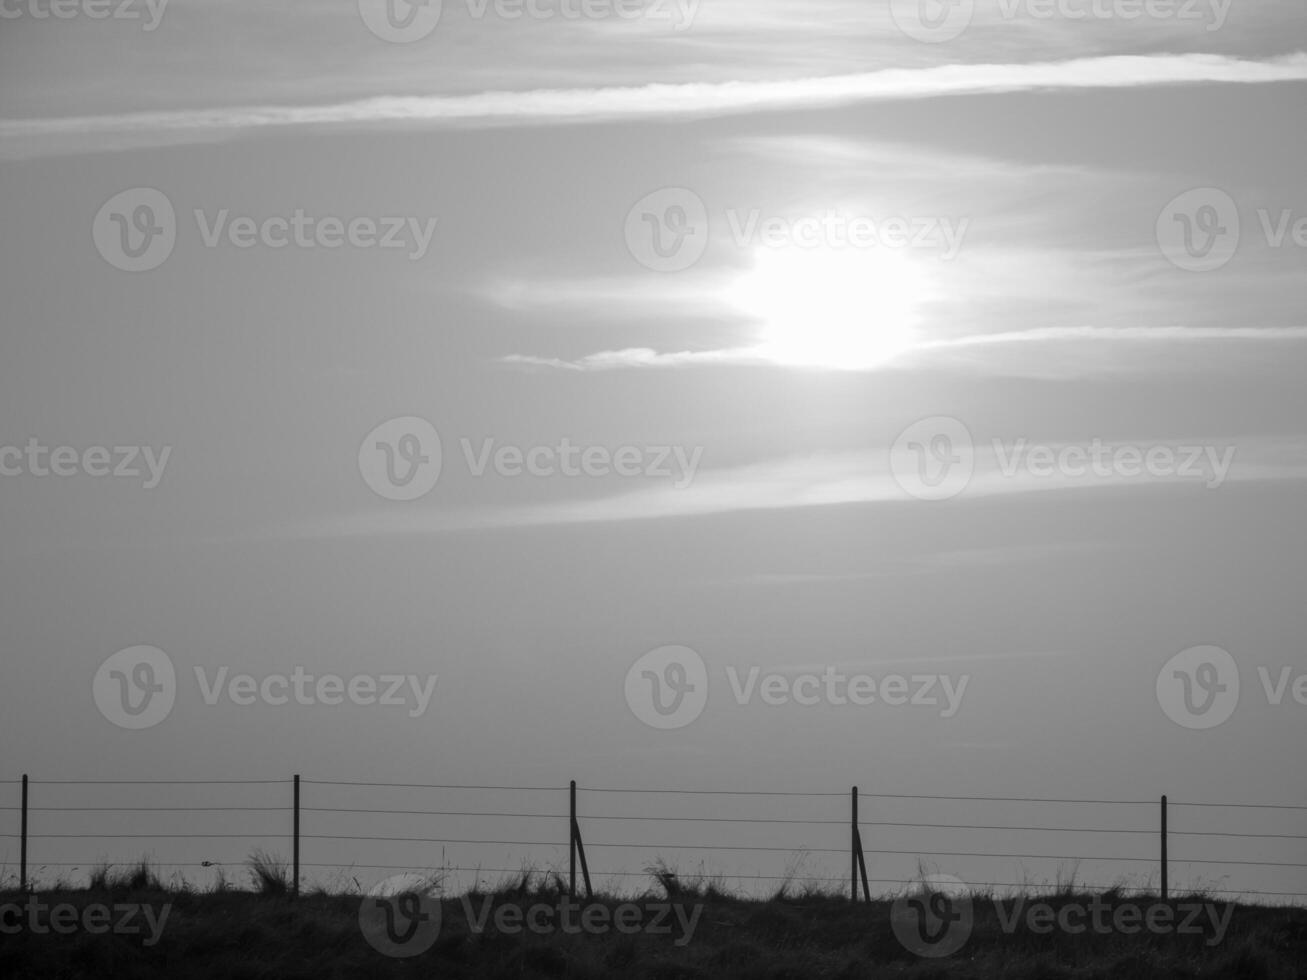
[4,775,1306,904]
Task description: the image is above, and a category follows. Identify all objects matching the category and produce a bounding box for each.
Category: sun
[725,245,927,370]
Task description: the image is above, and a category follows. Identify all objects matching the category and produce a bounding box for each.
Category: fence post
[850,786,870,903]
[292,774,300,900]
[20,774,28,893]
[1160,794,1168,901]
[569,780,592,901]
[851,786,858,902]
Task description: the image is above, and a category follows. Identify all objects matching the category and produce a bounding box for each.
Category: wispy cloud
[503,325,1307,373]
[4,53,1304,159]
[291,435,1307,538]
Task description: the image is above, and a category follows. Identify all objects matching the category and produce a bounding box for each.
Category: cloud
[4,53,1305,159]
[292,435,1307,538]
[503,325,1307,373]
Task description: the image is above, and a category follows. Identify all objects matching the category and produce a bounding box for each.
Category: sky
[1,0,1305,902]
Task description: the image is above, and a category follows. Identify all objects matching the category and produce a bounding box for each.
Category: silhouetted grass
[0,856,1303,979]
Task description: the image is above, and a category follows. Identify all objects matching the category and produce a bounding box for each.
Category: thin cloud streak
[503,326,1307,373]
[294,436,1307,538]
[3,53,1305,159]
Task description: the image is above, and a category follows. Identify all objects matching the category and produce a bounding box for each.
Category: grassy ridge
[1,863,1304,979]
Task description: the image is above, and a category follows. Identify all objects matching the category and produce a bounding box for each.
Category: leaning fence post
[20,774,28,893]
[292,774,300,900]
[850,786,870,903]
[568,781,592,900]
[1160,794,1168,901]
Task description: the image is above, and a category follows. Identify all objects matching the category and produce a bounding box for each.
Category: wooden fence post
[20,774,28,893]
[292,775,300,900]
[851,786,870,903]
[569,781,592,900]
[1160,794,1168,901]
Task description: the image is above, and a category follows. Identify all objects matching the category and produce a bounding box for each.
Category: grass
[0,858,1303,979]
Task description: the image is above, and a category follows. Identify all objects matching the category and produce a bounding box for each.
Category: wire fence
[2,776,1305,903]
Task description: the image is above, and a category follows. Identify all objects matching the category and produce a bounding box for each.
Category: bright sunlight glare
[725,245,928,370]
